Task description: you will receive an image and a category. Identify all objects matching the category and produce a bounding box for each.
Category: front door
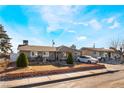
[108,52,111,58]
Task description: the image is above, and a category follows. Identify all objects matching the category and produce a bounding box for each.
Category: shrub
[16,53,29,67]
[66,52,73,64]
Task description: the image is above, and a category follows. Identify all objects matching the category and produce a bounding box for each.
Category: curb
[11,70,119,88]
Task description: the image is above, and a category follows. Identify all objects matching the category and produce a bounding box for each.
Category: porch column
[55,51,58,61]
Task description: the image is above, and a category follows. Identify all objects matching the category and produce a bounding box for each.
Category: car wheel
[88,60,91,64]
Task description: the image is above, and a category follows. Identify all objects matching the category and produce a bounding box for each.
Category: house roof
[81,47,115,52]
[18,45,56,52]
[18,45,80,52]
[57,45,80,52]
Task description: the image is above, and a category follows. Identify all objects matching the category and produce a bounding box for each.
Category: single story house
[18,42,81,62]
[80,47,115,58]
[18,45,57,61]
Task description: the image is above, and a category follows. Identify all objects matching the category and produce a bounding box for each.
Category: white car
[77,55,99,64]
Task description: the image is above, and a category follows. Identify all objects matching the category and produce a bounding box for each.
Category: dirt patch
[1,63,106,80]
[0,61,10,72]
[3,64,103,73]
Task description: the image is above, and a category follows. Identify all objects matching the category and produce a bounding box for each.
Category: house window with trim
[31,51,38,57]
[43,52,49,57]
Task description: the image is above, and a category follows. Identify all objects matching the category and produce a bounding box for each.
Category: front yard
[0,61,9,72]
[0,63,105,80]
[4,63,103,73]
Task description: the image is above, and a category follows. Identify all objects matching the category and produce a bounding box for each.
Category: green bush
[66,52,73,64]
[16,53,29,67]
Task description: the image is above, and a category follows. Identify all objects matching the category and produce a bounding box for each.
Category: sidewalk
[99,63,124,71]
[0,68,113,88]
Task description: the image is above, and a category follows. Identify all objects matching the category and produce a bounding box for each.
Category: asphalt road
[36,70,124,88]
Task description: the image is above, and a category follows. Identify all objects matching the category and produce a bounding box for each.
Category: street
[37,69,124,88]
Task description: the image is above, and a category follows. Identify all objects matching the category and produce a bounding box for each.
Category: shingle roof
[81,47,115,52]
[57,45,80,52]
[18,45,80,52]
[18,45,56,52]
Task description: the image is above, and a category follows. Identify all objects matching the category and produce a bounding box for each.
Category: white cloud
[39,6,80,32]
[106,17,115,24]
[47,24,61,33]
[102,16,120,30]
[109,21,120,29]
[88,19,102,30]
[70,19,101,31]
[77,36,87,41]
[68,30,76,33]
[71,21,88,26]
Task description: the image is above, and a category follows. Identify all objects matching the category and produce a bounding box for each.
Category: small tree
[66,52,73,64]
[16,53,29,67]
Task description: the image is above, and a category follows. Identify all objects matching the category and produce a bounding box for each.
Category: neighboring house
[56,45,80,60]
[114,49,124,61]
[80,47,115,58]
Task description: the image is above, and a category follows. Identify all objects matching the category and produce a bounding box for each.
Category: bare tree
[109,38,124,63]
[109,39,120,49]
[120,40,124,52]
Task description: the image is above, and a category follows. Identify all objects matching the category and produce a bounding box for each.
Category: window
[80,56,90,59]
[43,52,49,57]
[80,56,86,58]
[31,52,38,57]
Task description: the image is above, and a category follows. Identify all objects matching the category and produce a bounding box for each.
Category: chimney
[23,40,28,45]
[93,43,95,48]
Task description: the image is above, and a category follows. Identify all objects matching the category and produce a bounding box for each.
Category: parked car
[77,55,99,64]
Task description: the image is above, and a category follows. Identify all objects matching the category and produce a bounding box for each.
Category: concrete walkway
[0,69,109,88]
[99,63,124,71]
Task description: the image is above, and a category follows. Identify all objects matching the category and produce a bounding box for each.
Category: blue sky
[0,5,124,53]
